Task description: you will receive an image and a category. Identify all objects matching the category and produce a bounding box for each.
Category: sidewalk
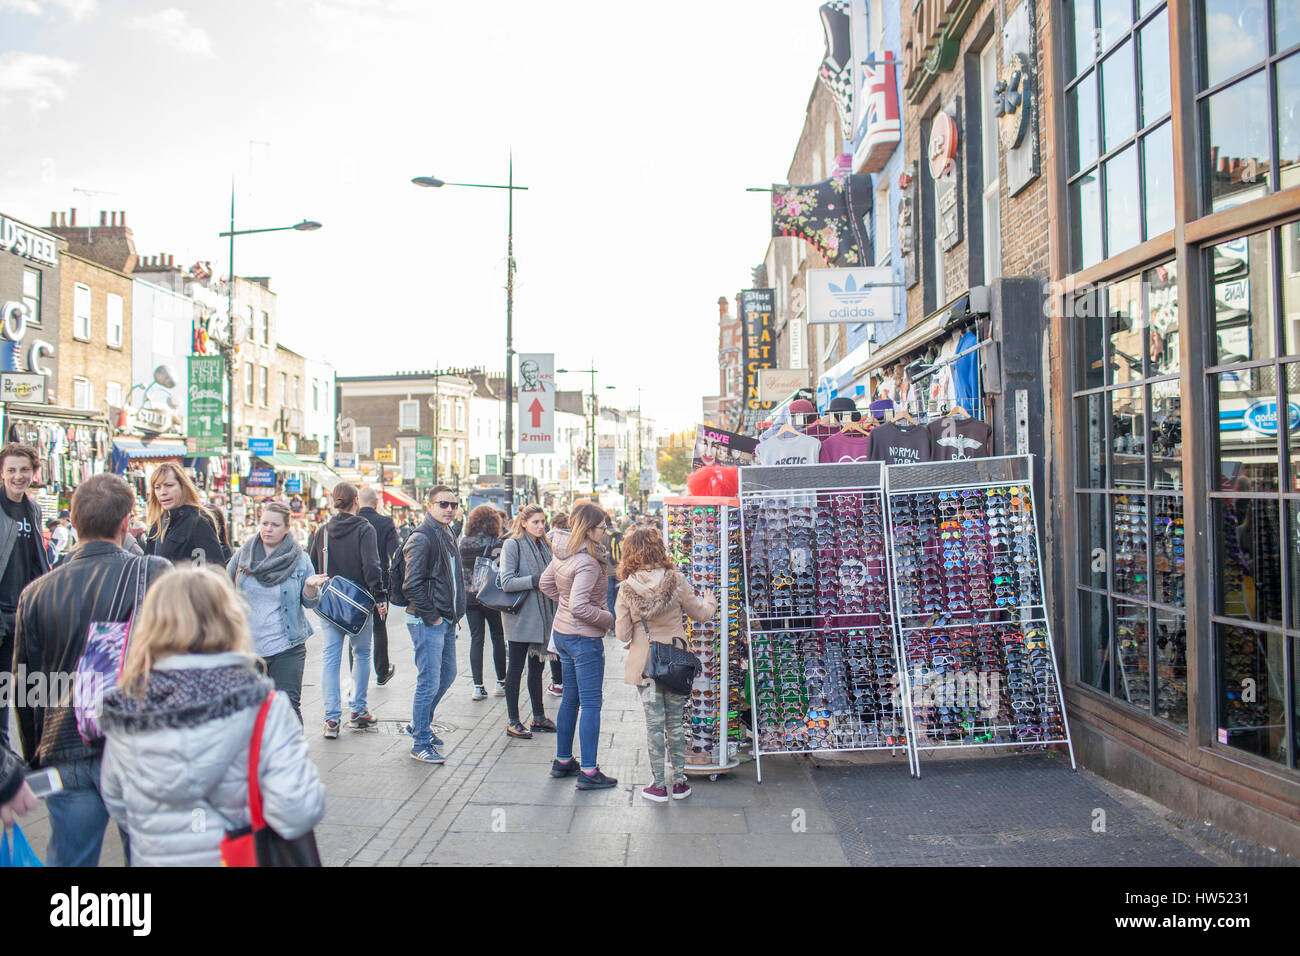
[13,613,1291,866]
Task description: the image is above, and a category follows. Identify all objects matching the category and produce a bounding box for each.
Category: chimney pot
[69,209,76,227]
[119,211,125,226]
[50,213,57,226]
[100,211,107,226]
[168,254,174,267]
[58,212,65,227]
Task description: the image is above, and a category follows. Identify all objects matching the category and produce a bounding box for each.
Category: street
[12,614,1286,868]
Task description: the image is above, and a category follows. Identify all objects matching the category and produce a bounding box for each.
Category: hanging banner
[517,352,555,454]
[741,288,777,413]
[415,437,434,482]
[596,434,616,486]
[186,355,225,453]
[771,162,873,266]
[692,425,758,469]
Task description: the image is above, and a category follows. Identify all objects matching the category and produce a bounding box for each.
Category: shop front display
[884,455,1073,773]
[7,408,112,502]
[662,497,744,778]
[738,462,913,781]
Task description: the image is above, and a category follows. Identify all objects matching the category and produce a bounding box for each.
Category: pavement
[11,613,1295,867]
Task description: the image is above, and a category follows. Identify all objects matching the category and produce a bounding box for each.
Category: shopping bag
[73,556,146,742]
[0,824,45,867]
[219,692,322,867]
[316,533,375,635]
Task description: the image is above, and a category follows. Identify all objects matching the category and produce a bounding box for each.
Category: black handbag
[643,624,702,695]
[475,541,527,614]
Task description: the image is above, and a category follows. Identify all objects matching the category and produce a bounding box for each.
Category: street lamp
[557,365,615,496]
[412,159,528,510]
[214,185,320,538]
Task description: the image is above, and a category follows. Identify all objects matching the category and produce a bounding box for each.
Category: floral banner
[770,160,873,266]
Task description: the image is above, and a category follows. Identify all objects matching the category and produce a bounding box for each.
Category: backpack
[387,529,428,608]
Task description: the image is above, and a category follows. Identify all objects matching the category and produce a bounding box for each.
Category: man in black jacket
[13,474,170,866]
[402,485,465,764]
[0,443,50,749]
[358,486,398,685]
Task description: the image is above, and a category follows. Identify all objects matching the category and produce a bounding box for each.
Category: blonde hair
[119,567,252,697]
[567,501,607,561]
[145,463,206,532]
[508,504,546,539]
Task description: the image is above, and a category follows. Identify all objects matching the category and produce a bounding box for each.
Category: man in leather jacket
[401,485,466,764]
[13,474,170,866]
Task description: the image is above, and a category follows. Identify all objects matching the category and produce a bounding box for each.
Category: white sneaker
[471,685,487,701]
[494,680,507,697]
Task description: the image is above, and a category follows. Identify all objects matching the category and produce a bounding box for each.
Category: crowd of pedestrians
[0,436,713,865]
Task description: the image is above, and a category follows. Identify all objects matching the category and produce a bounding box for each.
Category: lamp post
[216,187,320,536]
[412,159,528,510]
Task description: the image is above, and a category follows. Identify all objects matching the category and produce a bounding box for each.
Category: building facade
[0,211,61,405]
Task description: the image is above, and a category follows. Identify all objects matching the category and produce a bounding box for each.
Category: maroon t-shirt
[818,431,873,463]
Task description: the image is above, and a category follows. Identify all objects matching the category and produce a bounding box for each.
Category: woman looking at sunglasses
[614,527,717,802]
[539,501,616,789]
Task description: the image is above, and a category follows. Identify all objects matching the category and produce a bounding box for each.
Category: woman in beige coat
[614,527,717,803]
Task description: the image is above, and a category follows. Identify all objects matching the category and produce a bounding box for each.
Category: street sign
[186,356,224,452]
[374,447,396,463]
[333,452,357,470]
[285,475,302,493]
[517,352,555,454]
[0,372,46,404]
[596,434,616,487]
[248,437,275,457]
[415,437,434,482]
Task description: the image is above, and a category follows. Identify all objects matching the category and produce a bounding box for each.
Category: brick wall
[57,253,133,412]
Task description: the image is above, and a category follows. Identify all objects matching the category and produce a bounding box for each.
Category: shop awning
[381,487,420,509]
[113,439,188,460]
[255,451,309,468]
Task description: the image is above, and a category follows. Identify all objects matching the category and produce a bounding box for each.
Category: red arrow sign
[528,398,544,428]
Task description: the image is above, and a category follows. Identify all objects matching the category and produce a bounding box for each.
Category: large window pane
[1102,39,1137,152]
[1107,274,1143,384]
[1148,259,1180,376]
[1079,493,1108,586]
[1115,599,1151,711]
[1289,502,1300,624]
[1071,174,1104,271]
[1112,492,1148,595]
[1154,609,1188,725]
[1139,9,1171,124]
[1150,386,1183,490]
[1285,362,1300,490]
[1201,0,1268,89]
[1212,365,1281,492]
[1111,386,1146,487]
[1211,230,1276,363]
[1104,144,1141,257]
[1204,71,1272,206]
[1151,495,1185,605]
[1278,0,1300,54]
[1079,588,1110,691]
[1142,121,1175,238]
[1068,71,1100,174]
[1278,53,1300,188]
[1077,395,1108,487]
[1218,623,1287,766]
[1284,224,1300,356]
[1214,498,1283,622]
[1099,0,1133,54]
[1068,0,1099,79]
[1077,289,1106,388]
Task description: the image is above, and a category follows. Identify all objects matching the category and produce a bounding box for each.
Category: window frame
[73,376,92,410]
[259,366,269,406]
[22,268,42,327]
[353,426,371,457]
[399,399,420,430]
[73,283,91,341]
[105,292,123,348]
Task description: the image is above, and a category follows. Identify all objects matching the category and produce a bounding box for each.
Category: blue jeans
[45,755,128,867]
[553,632,605,771]
[409,615,457,749]
[605,577,618,625]
[320,614,374,723]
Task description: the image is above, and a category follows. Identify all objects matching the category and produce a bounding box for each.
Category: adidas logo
[826,273,876,304]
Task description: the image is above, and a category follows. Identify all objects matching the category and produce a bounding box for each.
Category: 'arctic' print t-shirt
[755,430,822,467]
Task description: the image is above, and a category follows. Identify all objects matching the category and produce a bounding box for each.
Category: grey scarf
[235,534,301,588]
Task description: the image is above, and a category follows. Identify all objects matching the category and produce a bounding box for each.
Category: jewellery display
[884,456,1075,773]
[739,463,913,781]
[663,497,744,776]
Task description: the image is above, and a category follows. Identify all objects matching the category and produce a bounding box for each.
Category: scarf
[235,534,301,588]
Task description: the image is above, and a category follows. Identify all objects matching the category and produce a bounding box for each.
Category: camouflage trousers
[639,682,688,786]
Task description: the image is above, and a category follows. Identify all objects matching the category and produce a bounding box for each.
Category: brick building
[56,251,135,419]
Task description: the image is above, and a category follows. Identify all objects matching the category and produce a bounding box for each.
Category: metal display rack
[883,455,1075,774]
[662,496,743,778]
[738,463,914,782]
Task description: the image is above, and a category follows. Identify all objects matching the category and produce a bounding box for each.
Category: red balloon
[685,465,739,498]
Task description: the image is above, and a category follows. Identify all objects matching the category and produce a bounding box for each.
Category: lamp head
[412,176,445,188]
[293,220,322,231]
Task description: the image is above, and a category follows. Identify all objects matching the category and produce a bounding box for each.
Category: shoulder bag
[316,530,375,635]
[73,554,147,743]
[476,539,526,614]
[642,622,702,695]
[219,692,322,867]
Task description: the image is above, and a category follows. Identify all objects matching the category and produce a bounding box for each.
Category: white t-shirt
[755,431,822,467]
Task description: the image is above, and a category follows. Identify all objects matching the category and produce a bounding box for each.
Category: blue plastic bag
[0,824,44,867]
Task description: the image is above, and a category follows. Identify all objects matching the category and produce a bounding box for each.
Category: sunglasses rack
[663,497,744,777]
[883,455,1075,775]
[738,463,915,782]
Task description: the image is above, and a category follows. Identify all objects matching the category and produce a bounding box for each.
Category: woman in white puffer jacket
[100,567,325,867]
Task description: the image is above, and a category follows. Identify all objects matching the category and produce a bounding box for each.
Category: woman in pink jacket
[539,501,616,790]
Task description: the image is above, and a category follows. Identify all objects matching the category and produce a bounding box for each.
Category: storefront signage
[928,111,959,178]
[415,436,434,482]
[133,405,169,433]
[903,0,979,105]
[899,161,919,289]
[692,425,757,469]
[247,468,275,487]
[0,216,58,267]
[374,446,396,463]
[186,355,224,453]
[248,437,274,456]
[741,288,777,412]
[0,300,56,380]
[333,452,357,470]
[1242,400,1300,436]
[853,51,902,174]
[285,475,302,493]
[1001,1,1041,196]
[758,368,812,403]
[596,434,616,486]
[807,267,896,325]
[933,102,964,253]
[517,352,555,454]
[0,372,46,404]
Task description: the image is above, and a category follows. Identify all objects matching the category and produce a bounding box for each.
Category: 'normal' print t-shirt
[867,421,933,465]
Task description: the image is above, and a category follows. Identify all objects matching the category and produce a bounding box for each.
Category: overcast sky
[0,0,827,432]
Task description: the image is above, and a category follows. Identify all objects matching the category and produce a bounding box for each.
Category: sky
[0,0,829,433]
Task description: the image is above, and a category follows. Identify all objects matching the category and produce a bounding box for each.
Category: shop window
[1197,0,1300,209]
[73,283,91,340]
[1070,257,1187,725]
[22,269,41,326]
[106,292,123,348]
[1064,0,1173,271]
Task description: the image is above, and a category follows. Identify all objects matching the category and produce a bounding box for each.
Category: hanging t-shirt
[755,430,822,467]
[867,421,933,465]
[803,419,841,441]
[0,494,41,612]
[818,430,873,463]
[952,329,981,411]
[927,417,994,460]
